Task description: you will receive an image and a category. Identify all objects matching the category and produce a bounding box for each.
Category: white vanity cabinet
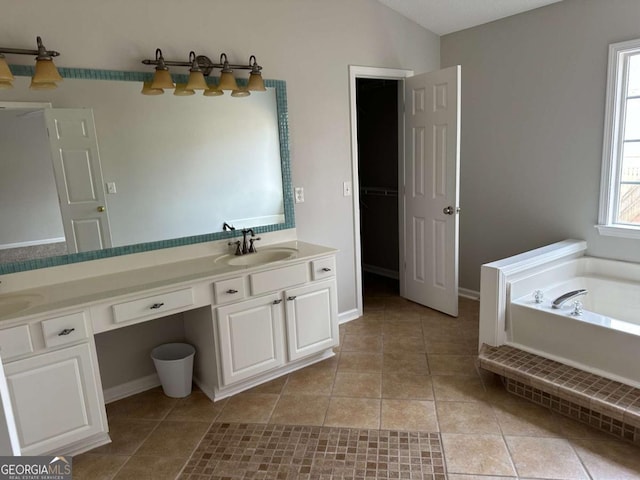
[0,311,107,456]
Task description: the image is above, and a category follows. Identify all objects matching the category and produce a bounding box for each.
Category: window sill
[595,224,640,240]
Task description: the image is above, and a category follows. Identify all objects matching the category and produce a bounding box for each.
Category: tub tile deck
[478,344,640,442]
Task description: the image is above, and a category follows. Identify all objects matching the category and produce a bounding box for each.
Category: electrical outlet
[343,181,352,197]
[294,187,305,203]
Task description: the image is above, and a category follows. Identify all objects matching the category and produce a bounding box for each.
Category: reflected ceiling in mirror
[0,66,294,274]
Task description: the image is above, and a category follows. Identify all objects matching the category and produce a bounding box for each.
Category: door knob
[443,206,460,215]
[97,206,106,212]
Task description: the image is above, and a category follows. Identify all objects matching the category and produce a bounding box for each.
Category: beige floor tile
[383,351,429,375]
[324,397,380,429]
[106,387,178,421]
[506,436,589,479]
[382,373,433,400]
[72,454,128,480]
[283,366,336,395]
[437,401,500,434]
[447,476,516,480]
[343,315,384,336]
[571,437,640,479]
[382,321,423,337]
[244,375,288,394]
[492,399,563,437]
[432,375,487,402]
[341,334,383,352]
[332,371,382,398]
[363,297,386,310]
[216,392,280,423]
[269,394,330,425]
[384,310,422,323]
[441,433,516,476]
[384,297,429,312]
[425,341,478,355]
[380,399,438,431]
[338,351,383,373]
[113,455,186,480]
[557,414,614,440]
[134,420,209,458]
[165,391,226,423]
[428,355,478,376]
[91,418,158,455]
[382,334,426,352]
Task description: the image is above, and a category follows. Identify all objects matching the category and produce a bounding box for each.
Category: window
[598,39,640,239]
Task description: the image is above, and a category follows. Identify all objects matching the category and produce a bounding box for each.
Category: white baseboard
[362,264,399,280]
[103,373,161,404]
[459,288,480,300]
[338,308,360,324]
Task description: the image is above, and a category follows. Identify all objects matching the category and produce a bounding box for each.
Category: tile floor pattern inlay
[179,422,445,479]
[73,273,640,479]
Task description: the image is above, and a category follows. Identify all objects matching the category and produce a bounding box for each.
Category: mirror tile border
[1,65,294,275]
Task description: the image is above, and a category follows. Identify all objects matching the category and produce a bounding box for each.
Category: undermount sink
[0,293,44,317]
[216,248,298,267]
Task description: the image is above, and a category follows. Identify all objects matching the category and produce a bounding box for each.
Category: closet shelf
[360,186,398,197]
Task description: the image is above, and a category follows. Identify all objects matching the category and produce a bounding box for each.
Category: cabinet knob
[321,267,332,272]
[273,299,283,305]
[287,296,297,301]
[226,289,238,294]
[150,302,165,309]
[58,328,75,336]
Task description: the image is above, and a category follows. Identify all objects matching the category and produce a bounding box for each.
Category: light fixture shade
[218,71,238,91]
[33,59,63,83]
[231,87,251,98]
[0,56,14,82]
[247,72,266,91]
[185,70,208,90]
[173,83,195,96]
[29,80,57,90]
[141,81,164,95]
[151,69,175,89]
[203,84,223,97]
[0,80,13,90]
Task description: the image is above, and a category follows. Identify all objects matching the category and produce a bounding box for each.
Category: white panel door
[216,293,285,386]
[4,343,106,455]
[44,108,112,253]
[284,279,338,361]
[403,66,460,316]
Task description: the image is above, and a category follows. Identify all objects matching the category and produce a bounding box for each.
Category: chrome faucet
[551,289,588,309]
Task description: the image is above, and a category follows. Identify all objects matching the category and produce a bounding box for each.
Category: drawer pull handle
[273,299,283,305]
[226,289,239,294]
[58,328,75,336]
[321,267,332,272]
[287,296,297,301]
[150,302,165,309]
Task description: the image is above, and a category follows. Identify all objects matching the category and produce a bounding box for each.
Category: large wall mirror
[0,67,294,274]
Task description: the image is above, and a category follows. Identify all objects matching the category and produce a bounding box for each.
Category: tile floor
[74,274,640,479]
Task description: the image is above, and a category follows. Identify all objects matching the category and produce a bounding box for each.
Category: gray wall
[441,0,640,292]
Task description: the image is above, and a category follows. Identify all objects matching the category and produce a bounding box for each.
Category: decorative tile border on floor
[178,423,446,479]
[478,344,640,444]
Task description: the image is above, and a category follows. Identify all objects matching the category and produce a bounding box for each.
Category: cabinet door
[4,343,106,455]
[216,293,285,386]
[285,279,338,361]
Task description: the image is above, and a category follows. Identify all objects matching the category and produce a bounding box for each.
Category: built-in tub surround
[0,233,339,457]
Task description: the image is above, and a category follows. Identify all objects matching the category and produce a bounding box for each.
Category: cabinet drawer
[112,288,194,324]
[0,325,33,360]
[311,257,336,280]
[214,277,246,305]
[41,312,89,348]
[250,262,309,295]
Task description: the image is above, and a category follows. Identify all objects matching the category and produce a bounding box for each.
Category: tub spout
[552,289,588,309]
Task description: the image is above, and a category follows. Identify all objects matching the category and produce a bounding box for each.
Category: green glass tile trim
[1,67,294,275]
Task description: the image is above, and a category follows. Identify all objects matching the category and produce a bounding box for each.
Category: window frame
[598,38,640,239]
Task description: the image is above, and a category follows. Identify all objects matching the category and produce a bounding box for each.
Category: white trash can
[151,343,196,398]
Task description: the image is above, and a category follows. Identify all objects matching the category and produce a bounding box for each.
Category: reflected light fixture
[141,49,266,97]
[141,81,164,95]
[0,36,62,90]
[173,83,195,96]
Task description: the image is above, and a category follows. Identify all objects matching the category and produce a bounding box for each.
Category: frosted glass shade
[186,71,208,90]
[203,85,223,97]
[173,84,195,96]
[231,88,250,98]
[151,69,175,89]
[32,59,63,83]
[218,71,238,91]
[0,57,14,82]
[247,73,266,92]
[29,80,57,90]
[141,81,164,95]
[0,80,13,90]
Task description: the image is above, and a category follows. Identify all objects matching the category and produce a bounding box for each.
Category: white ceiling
[377,0,562,35]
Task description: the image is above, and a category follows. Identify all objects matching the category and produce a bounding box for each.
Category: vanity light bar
[141,49,265,97]
[0,36,63,90]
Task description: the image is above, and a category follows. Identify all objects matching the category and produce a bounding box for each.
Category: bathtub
[480,240,640,388]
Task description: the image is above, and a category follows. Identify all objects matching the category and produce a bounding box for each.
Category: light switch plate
[294,187,304,203]
[106,182,117,194]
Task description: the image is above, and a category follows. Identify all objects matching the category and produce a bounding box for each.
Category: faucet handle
[248,237,261,253]
[228,240,242,256]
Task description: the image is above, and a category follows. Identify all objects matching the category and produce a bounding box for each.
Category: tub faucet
[551,289,588,309]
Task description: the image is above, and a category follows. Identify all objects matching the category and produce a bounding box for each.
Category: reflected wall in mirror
[0,67,293,274]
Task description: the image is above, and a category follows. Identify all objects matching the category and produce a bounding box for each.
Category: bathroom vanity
[0,240,338,456]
